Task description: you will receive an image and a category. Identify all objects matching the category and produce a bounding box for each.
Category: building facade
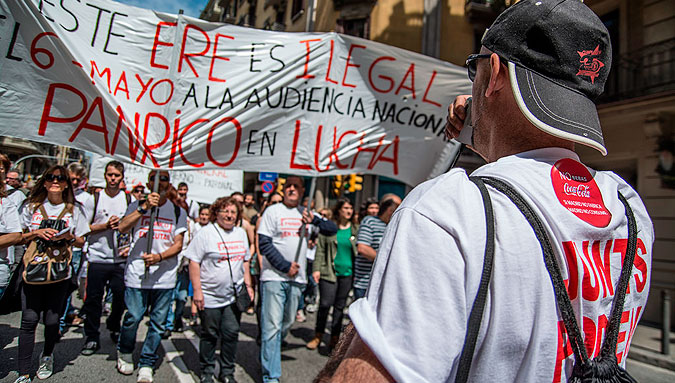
[200,0,675,328]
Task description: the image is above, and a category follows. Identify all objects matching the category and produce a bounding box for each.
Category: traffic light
[332,175,344,197]
[276,177,286,194]
[348,174,363,193]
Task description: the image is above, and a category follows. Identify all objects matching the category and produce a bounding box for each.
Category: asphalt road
[2,300,674,383]
[0,300,330,383]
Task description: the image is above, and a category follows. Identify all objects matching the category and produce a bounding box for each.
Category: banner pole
[144,170,160,278]
[294,177,316,263]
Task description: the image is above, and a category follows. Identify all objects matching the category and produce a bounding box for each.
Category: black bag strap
[211,222,239,297]
[455,177,496,383]
[91,191,100,224]
[601,192,638,358]
[479,176,638,367]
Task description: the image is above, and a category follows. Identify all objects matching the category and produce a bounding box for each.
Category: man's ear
[484,53,507,97]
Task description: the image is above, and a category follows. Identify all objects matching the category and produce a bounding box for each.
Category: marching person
[0,154,22,300]
[306,197,358,352]
[177,182,200,220]
[79,161,131,355]
[186,197,253,383]
[257,176,337,383]
[16,166,89,383]
[319,1,654,382]
[61,162,94,330]
[352,198,399,300]
[116,170,187,383]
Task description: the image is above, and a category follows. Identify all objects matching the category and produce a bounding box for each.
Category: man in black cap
[317,1,653,382]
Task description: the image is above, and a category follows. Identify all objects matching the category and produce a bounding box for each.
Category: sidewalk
[627,324,675,371]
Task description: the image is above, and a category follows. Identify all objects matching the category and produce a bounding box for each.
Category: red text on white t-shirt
[280,217,302,238]
[553,305,642,382]
[561,238,648,302]
[216,240,247,262]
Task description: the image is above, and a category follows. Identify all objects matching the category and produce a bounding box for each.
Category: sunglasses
[149,176,170,182]
[45,174,67,183]
[466,53,492,82]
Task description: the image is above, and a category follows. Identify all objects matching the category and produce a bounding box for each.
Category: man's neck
[105,186,121,197]
[284,201,298,209]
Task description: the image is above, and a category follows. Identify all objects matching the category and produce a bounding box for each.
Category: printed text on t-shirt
[216,240,247,262]
[280,217,302,238]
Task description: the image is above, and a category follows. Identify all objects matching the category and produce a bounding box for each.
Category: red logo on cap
[576,45,605,84]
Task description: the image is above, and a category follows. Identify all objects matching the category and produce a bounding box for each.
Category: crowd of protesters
[0,154,400,383]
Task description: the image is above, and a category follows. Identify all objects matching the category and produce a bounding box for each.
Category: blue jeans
[118,287,173,368]
[353,287,367,300]
[165,269,189,331]
[260,280,304,383]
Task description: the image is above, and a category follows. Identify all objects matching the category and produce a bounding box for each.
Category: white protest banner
[88,155,243,204]
[0,0,471,186]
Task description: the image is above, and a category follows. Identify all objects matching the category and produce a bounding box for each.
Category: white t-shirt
[87,191,131,264]
[349,148,653,383]
[257,203,309,284]
[0,197,22,263]
[20,199,91,238]
[185,198,200,221]
[185,223,251,308]
[5,187,26,265]
[5,185,26,210]
[74,189,94,251]
[123,200,188,289]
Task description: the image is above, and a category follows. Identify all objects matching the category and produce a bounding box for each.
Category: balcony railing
[599,38,675,104]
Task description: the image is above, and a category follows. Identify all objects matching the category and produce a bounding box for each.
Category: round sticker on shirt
[551,158,611,228]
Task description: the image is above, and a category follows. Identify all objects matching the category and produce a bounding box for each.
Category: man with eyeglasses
[117,170,187,383]
[318,1,653,382]
[131,184,145,201]
[6,170,28,195]
[79,161,132,356]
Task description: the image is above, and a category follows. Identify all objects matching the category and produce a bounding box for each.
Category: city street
[2,298,675,382]
[0,299,330,383]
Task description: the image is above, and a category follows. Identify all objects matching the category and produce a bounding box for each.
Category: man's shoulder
[398,168,476,217]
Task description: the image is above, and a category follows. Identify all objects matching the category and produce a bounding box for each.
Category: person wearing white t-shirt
[177,182,200,221]
[0,155,22,300]
[79,161,132,356]
[16,166,90,383]
[320,2,654,382]
[257,176,337,383]
[187,197,253,383]
[116,170,187,383]
[59,162,94,332]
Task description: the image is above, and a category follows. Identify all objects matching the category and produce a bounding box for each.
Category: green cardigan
[312,223,359,283]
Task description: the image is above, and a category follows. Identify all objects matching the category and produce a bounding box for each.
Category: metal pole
[663,289,671,355]
[294,177,317,263]
[144,170,161,278]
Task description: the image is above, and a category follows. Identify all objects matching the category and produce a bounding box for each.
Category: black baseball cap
[482,0,611,155]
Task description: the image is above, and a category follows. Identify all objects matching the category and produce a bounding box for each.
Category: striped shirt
[354,215,387,290]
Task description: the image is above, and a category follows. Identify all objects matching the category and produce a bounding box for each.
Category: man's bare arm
[314,323,394,383]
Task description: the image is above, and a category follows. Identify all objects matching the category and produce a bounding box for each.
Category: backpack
[455,176,637,383]
[22,204,75,285]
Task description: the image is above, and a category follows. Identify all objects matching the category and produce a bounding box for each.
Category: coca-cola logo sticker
[551,158,611,227]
